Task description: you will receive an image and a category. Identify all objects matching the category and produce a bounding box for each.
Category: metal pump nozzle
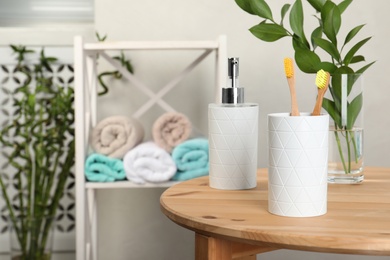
[222,57,244,104]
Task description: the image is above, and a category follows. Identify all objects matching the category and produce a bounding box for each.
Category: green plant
[96,32,135,96]
[235,0,374,173]
[0,46,75,259]
[0,37,135,258]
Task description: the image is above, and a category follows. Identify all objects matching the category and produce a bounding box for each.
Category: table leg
[195,233,276,260]
[195,233,234,259]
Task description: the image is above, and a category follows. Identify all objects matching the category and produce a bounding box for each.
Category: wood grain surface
[160,167,390,256]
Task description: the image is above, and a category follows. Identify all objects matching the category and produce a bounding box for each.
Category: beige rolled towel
[152,112,192,153]
[91,116,144,159]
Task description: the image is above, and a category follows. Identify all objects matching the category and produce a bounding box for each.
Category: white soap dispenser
[208,57,259,190]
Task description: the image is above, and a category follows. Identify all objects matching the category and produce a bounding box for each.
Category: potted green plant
[235,0,374,183]
[0,46,75,259]
[0,36,134,258]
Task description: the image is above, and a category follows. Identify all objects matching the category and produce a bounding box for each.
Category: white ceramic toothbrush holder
[208,103,258,190]
[268,113,329,217]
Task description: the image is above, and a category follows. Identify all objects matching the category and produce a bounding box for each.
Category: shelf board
[85,180,180,190]
[83,40,219,51]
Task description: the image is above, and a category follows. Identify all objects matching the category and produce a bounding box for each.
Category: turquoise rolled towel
[171,138,209,181]
[85,153,126,182]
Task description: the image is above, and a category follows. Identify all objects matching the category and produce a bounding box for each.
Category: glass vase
[328,127,364,183]
[9,215,55,260]
[323,73,364,184]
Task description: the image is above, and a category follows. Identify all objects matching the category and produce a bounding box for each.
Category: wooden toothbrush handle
[288,77,300,116]
[312,91,325,116]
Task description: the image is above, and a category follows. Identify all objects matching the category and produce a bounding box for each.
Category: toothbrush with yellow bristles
[284,58,300,116]
[312,69,330,116]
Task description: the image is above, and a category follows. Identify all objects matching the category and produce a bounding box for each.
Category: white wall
[93,0,390,259]
[95,0,390,168]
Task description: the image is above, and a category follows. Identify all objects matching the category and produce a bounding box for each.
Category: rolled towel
[171,138,209,181]
[152,112,192,153]
[91,116,144,159]
[85,153,126,182]
[123,142,177,184]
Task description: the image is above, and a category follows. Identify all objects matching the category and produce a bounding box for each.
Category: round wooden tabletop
[160,167,390,256]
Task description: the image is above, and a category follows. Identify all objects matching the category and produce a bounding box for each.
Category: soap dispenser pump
[208,57,259,190]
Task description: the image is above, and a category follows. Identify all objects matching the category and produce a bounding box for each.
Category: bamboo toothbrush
[312,69,330,116]
[284,58,300,116]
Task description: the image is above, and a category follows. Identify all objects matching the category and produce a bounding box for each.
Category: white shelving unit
[73,35,227,260]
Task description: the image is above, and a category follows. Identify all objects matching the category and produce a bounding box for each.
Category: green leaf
[290,0,309,47]
[338,0,353,14]
[249,23,289,42]
[349,55,365,64]
[280,4,290,25]
[331,4,342,36]
[313,37,341,62]
[311,26,322,49]
[334,66,355,74]
[327,81,342,121]
[307,0,327,12]
[330,72,343,103]
[331,72,357,106]
[295,48,321,73]
[322,97,342,128]
[316,62,338,73]
[250,0,273,20]
[347,93,363,129]
[321,1,341,45]
[292,36,310,51]
[96,32,107,42]
[346,74,359,96]
[45,57,58,62]
[10,45,18,52]
[344,24,365,46]
[321,2,334,24]
[356,61,375,74]
[331,6,341,38]
[343,37,372,65]
[235,0,256,15]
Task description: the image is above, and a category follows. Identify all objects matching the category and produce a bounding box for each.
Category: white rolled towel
[90,116,144,159]
[123,142,177,184]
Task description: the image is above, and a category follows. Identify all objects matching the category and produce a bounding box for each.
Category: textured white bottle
[208,103,258,190]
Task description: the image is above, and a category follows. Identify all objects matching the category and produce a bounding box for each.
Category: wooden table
[160,167,390,259]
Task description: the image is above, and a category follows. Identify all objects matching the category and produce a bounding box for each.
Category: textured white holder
[208,104,258,190]
[268,113,329,217]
